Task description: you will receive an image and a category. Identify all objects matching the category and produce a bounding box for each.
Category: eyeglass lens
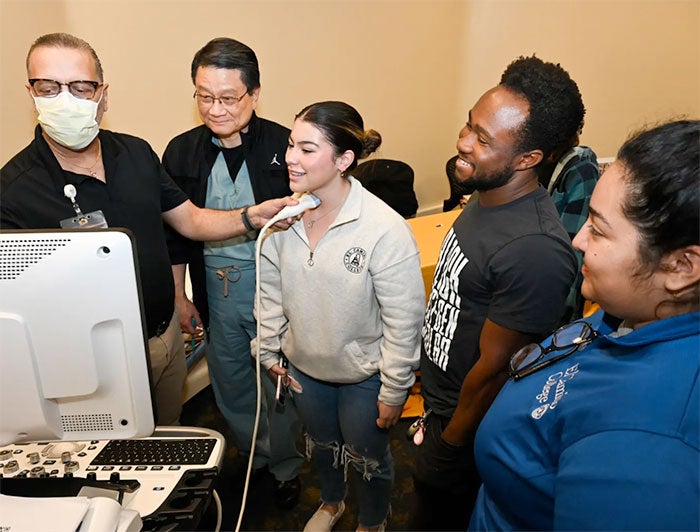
[552,321,591,347]
[511,343,542,371]
[195,92,245,107]
[31,79,98,99]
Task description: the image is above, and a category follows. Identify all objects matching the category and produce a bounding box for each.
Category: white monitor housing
[0,229,155,446]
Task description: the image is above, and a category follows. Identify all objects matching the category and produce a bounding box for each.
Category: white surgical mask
[34,91,101,150]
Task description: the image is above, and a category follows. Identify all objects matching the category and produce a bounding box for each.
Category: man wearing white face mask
[0,33,298,426]
[32,83,102,150]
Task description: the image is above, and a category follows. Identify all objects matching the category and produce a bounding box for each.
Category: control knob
[29,466,46,477]
[3,460,19,474]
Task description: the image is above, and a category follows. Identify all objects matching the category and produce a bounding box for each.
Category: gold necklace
[305,203,342,229]
[55,141,102,177]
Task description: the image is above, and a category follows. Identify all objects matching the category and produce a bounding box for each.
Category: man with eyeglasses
[0,33,297,428]
[412,56,579,530]
[161,38,303,510]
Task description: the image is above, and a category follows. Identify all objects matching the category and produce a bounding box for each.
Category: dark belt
[153,320,169,338]
[148,314,170,339]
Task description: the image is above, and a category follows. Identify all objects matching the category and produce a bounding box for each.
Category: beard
[448,165,476,195]
[461,164,515,192]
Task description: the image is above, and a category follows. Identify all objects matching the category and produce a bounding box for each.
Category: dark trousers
[409,412,482,531]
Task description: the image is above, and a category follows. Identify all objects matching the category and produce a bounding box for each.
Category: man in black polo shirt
[0,33,295,427]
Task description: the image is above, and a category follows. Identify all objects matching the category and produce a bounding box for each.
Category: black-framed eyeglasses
[29,79,102,100]
[193,91,248,108]
[509,320,599,381]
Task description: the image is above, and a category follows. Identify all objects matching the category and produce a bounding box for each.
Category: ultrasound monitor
[0,229,155,446]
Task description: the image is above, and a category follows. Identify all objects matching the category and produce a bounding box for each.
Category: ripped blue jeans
[288,365,393,528]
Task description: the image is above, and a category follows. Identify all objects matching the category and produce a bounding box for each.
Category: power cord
[212,488,223,532]
[233,194,320,532]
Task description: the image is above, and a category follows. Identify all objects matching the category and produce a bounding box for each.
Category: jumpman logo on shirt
[270,153,281,166]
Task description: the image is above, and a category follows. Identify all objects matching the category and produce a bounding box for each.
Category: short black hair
[618,119,700,270]
[499,55,585,160]
[190,37,260,92]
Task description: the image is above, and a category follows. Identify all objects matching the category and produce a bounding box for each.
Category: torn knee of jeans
[305,434,342,468]
[342,444,381,482]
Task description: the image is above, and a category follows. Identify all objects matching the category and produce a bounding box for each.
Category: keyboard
[0,426,226,530]
[91,437,217,466]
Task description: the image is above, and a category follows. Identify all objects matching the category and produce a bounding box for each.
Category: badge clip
[60,184,108,229]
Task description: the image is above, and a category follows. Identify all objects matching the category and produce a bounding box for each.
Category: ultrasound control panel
[0,427,225,531]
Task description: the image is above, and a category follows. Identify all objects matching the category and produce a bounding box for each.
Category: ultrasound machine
[0,229,225,531]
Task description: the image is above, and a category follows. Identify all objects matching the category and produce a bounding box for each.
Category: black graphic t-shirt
[420,188,577,417]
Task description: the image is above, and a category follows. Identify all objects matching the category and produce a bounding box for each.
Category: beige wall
[1,0,698,214]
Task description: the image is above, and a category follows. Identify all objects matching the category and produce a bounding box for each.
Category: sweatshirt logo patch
[270,153,281,166]
[344,247,366,274]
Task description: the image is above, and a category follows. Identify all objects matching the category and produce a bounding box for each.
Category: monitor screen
[0,229,155,445]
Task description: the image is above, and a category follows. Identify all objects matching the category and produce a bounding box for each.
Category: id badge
[60,210,108,229]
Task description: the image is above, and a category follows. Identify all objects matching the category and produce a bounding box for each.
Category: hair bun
[360,129,382,159]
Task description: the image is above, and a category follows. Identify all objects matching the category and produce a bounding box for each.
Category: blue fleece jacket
[470,310,700,531]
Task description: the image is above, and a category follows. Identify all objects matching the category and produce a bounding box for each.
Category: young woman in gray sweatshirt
[253,101,425,532]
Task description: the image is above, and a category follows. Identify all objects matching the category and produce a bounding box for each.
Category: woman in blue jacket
[469,120,699,531]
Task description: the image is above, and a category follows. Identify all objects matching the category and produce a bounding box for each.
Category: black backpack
[352,159,419,218]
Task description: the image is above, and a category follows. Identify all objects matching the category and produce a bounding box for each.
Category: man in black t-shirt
[413,56,580,530]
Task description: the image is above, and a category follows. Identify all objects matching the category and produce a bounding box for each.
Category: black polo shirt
[0,125,188,338]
